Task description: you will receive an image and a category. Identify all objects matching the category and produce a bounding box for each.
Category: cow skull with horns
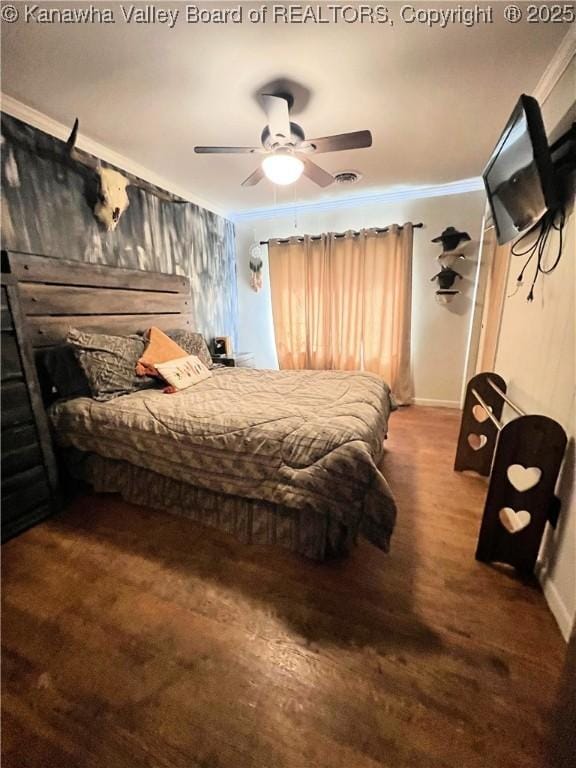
[65,119,187,231]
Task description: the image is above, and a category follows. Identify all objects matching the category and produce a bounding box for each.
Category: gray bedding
[49,368,397,551]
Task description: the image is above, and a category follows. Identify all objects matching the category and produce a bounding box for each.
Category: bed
[3,250,397,560]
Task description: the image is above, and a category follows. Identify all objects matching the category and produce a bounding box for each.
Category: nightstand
[212,352,255,368]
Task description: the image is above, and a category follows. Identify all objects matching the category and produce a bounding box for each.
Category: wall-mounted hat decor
[431,266,463,303]
[431,226,471,251]
[431,265,463,290]
[431,226,470,304]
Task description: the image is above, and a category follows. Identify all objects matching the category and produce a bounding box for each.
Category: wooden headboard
[2,250,195,406]
[1,250,193,349]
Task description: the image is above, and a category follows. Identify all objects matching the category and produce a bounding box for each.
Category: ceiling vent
[334,170,362,185]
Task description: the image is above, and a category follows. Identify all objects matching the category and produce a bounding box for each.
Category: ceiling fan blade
[241,167,265,187]
[194,146,259,154]
[261,94,291,140]
[306,130,373,154]
[300,157,334,188]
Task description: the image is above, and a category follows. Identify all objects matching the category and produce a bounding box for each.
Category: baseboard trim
[537,566,574,642]
[413,398,461,409]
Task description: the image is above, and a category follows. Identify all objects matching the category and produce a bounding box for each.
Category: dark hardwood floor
[1,406,569,768]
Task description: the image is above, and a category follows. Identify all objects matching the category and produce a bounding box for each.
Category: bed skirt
[68,451,358,561]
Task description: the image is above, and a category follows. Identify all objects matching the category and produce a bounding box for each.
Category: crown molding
[0,93,227,218]
[231,177,484,222]
[533,25,576,104]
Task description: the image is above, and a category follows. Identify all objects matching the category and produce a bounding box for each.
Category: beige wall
[235,189,485,406]
[494,56,576,640]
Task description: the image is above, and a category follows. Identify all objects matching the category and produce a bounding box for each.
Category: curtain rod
[260,222,423,246]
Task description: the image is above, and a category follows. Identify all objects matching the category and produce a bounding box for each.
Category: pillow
[67,329,157,402]
[136,326,188,376]
[155,354,212,391]
[166,329,213,369]
[42,344,91,400]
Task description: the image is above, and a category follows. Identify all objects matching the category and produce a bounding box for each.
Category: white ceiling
[1,3,569,215]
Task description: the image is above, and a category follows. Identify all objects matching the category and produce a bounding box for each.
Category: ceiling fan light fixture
[262,153,304,185]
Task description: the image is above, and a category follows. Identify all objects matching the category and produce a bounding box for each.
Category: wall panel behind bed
[0,113,238,348]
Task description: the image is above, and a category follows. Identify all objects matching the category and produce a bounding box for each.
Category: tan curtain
[269,236,332,369]
[268,225,414,404]
[362,224,414,404]
[328,232,365,371]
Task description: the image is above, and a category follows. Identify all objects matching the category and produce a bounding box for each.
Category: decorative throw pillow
[136,326,188,376]
[42,343,91,400]
[155,354,212,391]
[166,329,213,369]
[67,329,157,402]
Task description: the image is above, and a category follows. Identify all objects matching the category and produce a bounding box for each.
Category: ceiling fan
[194,94,372,188]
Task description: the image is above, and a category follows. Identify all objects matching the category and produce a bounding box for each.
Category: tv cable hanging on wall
[510,206,566,301]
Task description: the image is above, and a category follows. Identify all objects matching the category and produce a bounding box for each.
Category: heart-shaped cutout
[467,433,488,451]
[507,464,542,493]
[499,507,531,534]
[472,404,492,423]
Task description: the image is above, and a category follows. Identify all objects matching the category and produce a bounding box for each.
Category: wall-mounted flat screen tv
[483,95,558,245]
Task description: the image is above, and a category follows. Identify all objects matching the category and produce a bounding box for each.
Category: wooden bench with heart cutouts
[455,371,567,575]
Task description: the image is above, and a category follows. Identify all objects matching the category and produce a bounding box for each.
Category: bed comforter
[49,368,397,551]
